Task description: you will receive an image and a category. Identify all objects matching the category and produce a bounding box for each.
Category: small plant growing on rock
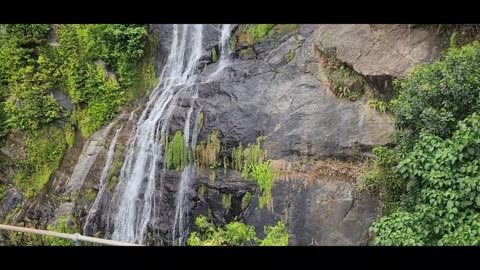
[165,130,186,171]
[187,215,289,246]
[368,98,389,113]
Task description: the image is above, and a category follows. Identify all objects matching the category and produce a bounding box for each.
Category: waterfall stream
[83,125,123,235]
[89,24,233,245]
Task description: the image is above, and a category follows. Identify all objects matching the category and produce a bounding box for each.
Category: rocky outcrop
[0,189,22,222]
[151,24,395,245]
[192,24,394,161]
[0,24,449,246]
[314,24,448,78]
[313,24,449,94]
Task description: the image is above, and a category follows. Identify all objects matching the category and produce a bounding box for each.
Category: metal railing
[0,224,143,246]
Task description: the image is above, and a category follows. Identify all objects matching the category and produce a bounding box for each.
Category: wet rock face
[194,24,394,161]
[0,189,22,221]
[51,89,74,112]
[0,24,448,246]
[177,24,407,245]
[104,24,399,245]
[244,179,378,246]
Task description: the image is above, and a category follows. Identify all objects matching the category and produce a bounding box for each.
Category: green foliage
[359,147,404,214]
[0,25,63,133]
[45,216,78,246]
[223,156,228,175]
[366,42,480,246]
[196,130,221,170]
[0,183,6,201]
[231,136,266,174]
[106,144,125,192]
[368,98,389,113]
[198,183,207,199]
[326,64,363,101]
[274,24,298,34]
[222,193,232,209]
[233,24,296,50]
[107,159,123,193]
[198,112,204,131]
[166,131,186,171]
[7,230,44,246]
[231,136,274,209]
[260,221,290,246]
[244,24,275,43]
[187,215,289,246]
[211,47,218,62]
[65,124,75,148]
[57,24,147,138]
[239,47,254,56]
[0,94,8,139]
[285,50,295,62]
[229,36,237,51]
[83,188,97,201]
[4,24,50,47]
[371,210,427,246]
[75,63,123,137]
[449,31,458,48]
[438,214,480,246]
[391,42,480,144]
[131,32,158,99]
[15,126,66,198]
[4,204,22,224]
[0,24,151,199]
[241,191,252,210]
[250,160,274,209]
[372,114,480,245]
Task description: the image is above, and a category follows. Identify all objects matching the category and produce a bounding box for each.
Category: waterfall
[110,24,204,244]
[172,164,196,245]
[105,24,232,245]
[83,125,123,235]
[219,24,232,59]
[172,109,202,245]
[208,24,233,80]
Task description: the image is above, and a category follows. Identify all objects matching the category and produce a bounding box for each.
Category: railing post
[73,233,81,246]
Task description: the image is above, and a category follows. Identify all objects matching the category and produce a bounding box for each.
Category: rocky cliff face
[0,24,449,246]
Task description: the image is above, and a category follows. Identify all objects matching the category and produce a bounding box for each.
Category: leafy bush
[187,215,289,246]
[245,24,275,43]
[57,24,147,138]
[0,25,62,133]
[45,216,78,246]
[372,114,480,245]
[391,42,480,144]
[366,42,480,246]
[15,126,66,198]
[0,24,151,198]
[359,147,404,215]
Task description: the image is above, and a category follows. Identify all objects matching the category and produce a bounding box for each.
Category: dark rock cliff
[0,24,449,246]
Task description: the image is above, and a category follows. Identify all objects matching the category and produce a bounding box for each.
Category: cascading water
[104,24,232,245]
[208,24,232,80]
[109,24,205,244]
[172,108,202,245]
[83,125,123,235]
[220,24,232,57]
